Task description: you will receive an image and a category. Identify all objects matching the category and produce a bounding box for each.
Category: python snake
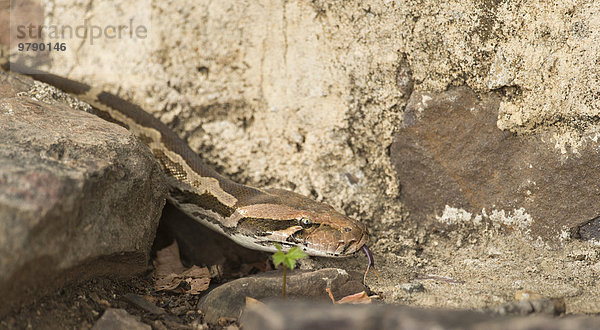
[3,62,374,264]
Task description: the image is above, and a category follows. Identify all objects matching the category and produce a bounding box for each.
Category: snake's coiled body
[4,62,369,257]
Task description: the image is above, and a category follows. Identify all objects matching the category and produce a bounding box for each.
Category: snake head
[235,188,369,257]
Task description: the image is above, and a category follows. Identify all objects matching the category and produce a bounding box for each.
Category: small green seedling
[272,243,307,299]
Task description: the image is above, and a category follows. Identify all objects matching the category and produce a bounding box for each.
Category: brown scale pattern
[152,148,187,181]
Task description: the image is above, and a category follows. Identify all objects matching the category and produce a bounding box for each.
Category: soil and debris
[3,203,600,329]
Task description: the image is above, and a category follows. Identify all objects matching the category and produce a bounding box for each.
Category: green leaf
[272,245,307,270]
[286,247,307,260]
[272,251,285,266]
[283,257,296,270]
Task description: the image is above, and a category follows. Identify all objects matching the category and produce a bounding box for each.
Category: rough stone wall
[17,0,600,249]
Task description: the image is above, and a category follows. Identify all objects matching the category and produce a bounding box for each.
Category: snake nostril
[344,227,352,232]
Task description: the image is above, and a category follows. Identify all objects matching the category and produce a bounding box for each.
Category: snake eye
[297,217,313,227]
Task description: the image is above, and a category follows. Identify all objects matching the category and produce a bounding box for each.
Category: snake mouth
[306,219,370,257]
[341,229,369,256]
[355,230,370,252]
[307,225,369,257]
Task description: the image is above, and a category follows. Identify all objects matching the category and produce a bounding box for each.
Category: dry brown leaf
[245,297,266,308]
[184,265,211,294]
[337,291,372,304]
[155,273,183,291]
[326,288,372,304]
[187,277,210,294]
[243,296,275,319]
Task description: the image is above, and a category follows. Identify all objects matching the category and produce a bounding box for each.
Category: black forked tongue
[362,245,381,283]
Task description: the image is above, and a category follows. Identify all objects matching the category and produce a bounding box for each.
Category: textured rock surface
[198,268,366,324]
[5,0,600,320]
[0,71,167,316]
[17,0,600,241]
[31,0,600,221]
[241,301,600,330]
[391,87,600,243]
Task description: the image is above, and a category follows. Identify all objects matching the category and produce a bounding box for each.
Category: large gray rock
[0,71,167,316]
[391,87,600,243]
[198,268,366,324]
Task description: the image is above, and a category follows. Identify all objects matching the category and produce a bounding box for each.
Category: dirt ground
[364,215,600,314]
[3,205,599,329]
